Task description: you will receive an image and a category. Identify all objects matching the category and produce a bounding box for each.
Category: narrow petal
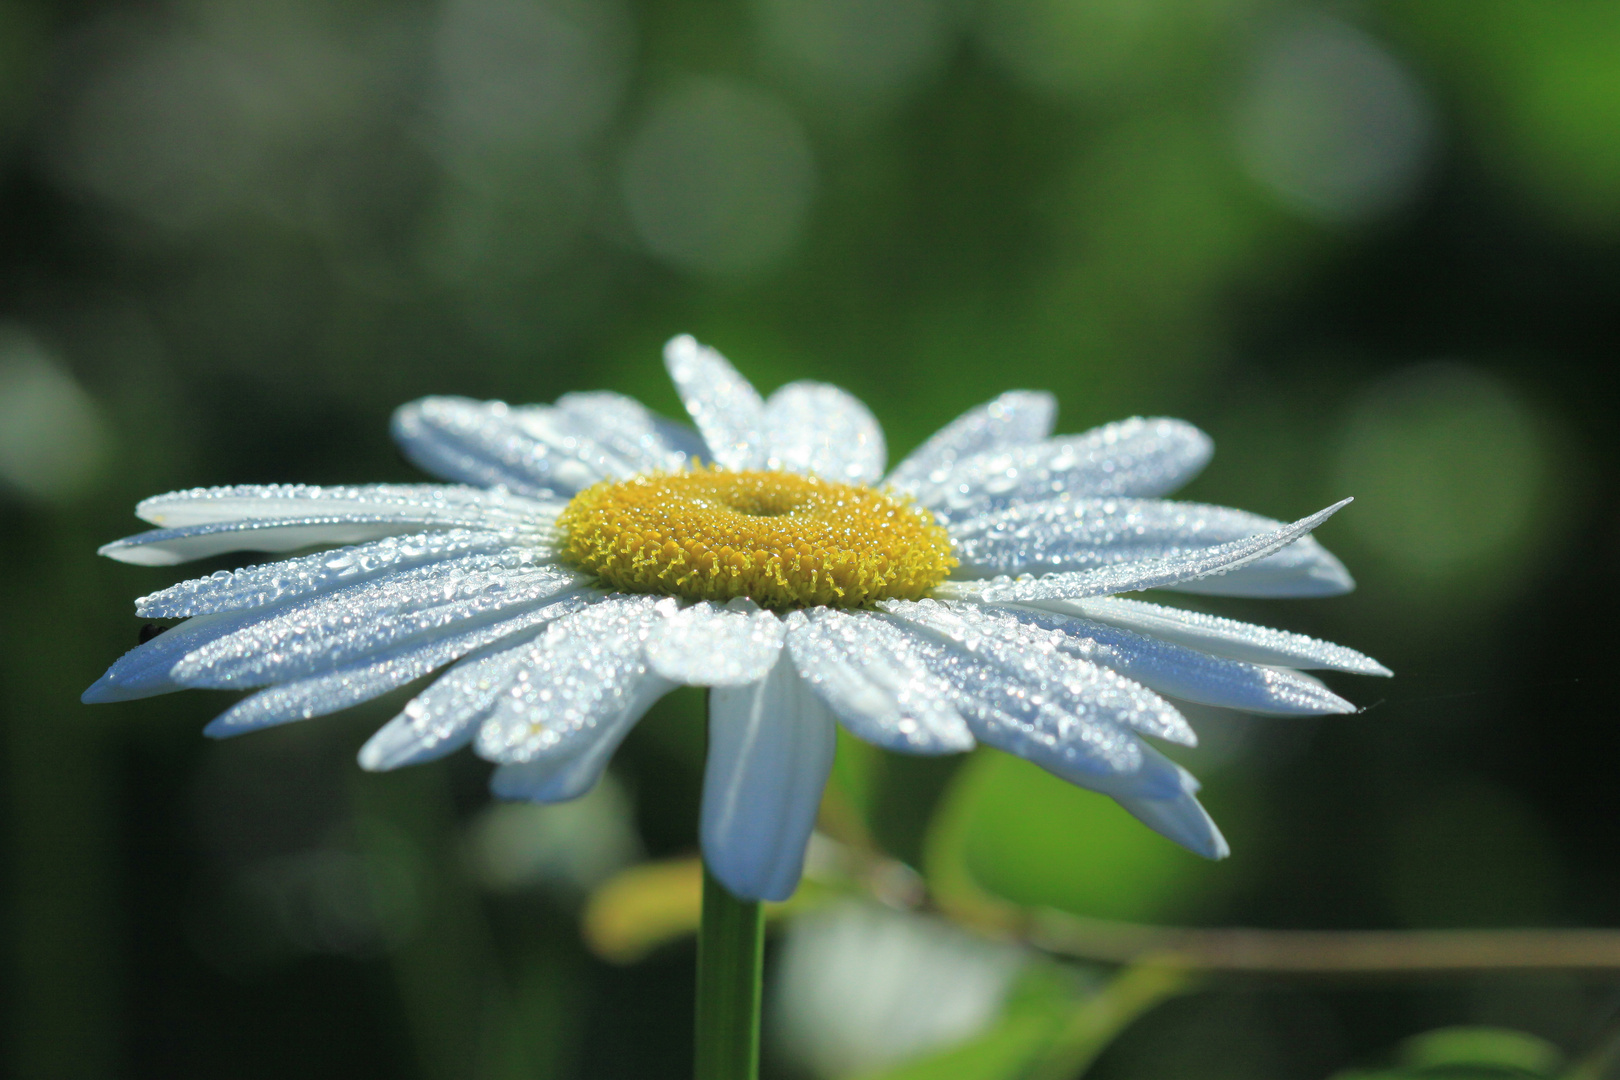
[473,596,676,764]
[486,698,644,803]
[553,390,706,473]
[906,417,1213,517]
[884,599,1195,748]
[205,595,592,738]
[982,605,1356,715]
[103,519,435,567]
[949,497,1353,598]
[133,483,554,529]
[785,609,974,754]
[1104,752,1228,859]
[1168,545,1354,598]
[359,621,571,771]
[391,396,606,496]
[953,499,1352,603]
[171,556,586,688]
[762,381,886,484]
[701,653,837,902]
[82,609,264,703]
[108,484,562,567]
[877,604,1190,791]
[663,335,768,470]
[134,529,531,615]
[643,602,786,686]
[885,391,1057,494]
[1026,596,1390,675]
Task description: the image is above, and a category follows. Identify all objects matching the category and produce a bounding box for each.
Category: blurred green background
[1,0,1618,1077]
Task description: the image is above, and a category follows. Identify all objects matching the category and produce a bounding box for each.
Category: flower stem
[694,863,765,1080]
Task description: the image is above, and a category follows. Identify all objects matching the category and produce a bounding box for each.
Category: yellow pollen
[555,468,956,608]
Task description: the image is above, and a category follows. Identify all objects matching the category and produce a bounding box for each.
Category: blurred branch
[1022,914,1620,974]
[922,757,1620,975]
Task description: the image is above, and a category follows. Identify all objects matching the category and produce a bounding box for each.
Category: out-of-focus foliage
[3,0,1619,1076]
[1330,1026,1566,1079]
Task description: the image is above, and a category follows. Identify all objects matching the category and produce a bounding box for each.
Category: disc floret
[556,467,956,608]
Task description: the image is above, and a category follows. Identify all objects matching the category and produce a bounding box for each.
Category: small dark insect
[138,622,170,644]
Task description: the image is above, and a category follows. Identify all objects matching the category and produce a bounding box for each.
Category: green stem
[694,864,765,1080]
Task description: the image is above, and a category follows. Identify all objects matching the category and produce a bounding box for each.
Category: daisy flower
[86,336,1387,902]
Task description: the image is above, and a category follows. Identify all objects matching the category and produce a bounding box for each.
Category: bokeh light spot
[619,77,816,276]
[1234,14,1436,223]
[1334,362,1554,583]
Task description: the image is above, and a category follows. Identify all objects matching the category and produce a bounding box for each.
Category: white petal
[82,609,263,703]
[904,417,1212,516]
[663,335,768,470]
[1027,596,1389,675]
[951,499,1352,603]
[203,596,589,737]
[489,753,614,803]
[359,620,576,772]
[763,381,886,484]
[949,497,1353,597]
[785,609,973,754]
[1103,752,1228,859]
[643,602,786,686]
[553,390,706,473]
[135,529,534,616]
[473,596,676,764]
[171,556,586,688]
[883,599,1195,749]
[1168,546,1354,598]
[134,483,558,529]
[109,484,561,567]
[702,653,837,902]
[391,396,610,496]
[486,698,641,801]
[885,391,1056,494]
[984,605,1356,715]
[103,520,432,567]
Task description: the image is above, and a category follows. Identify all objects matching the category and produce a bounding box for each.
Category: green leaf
[1399,1027,1563,1076]
[1329,1026,1565,1080]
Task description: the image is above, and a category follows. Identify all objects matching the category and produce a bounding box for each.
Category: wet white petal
[103,519,436,567]
[949,497,1353,598]
[886,390,1056,494]
[203,595,589,737]
[763,381,886,484]
[171,556,586,688]
[134,529,537,616]
[133,482,556,529]
[877,603,1188,791]
[1104,751,1228,859]
[663,334,768,470]
[985,605,1356,715]
[82,609,264,703]
[553,390,705,473]
[885,599,1195,748]
[486,735,624,804]
[948,499,1352,603]
[360,621,575,772]
[391,396,608,496]
[473,596,676,764]
[906,417,1212,516]
[644,601,786,686]
[786,609,974,754]
[1028,596,1390,675]
[1168,544,1354,598]
[702,652,837,901]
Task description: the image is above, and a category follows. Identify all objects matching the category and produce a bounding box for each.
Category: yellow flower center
[556,468,956,608]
